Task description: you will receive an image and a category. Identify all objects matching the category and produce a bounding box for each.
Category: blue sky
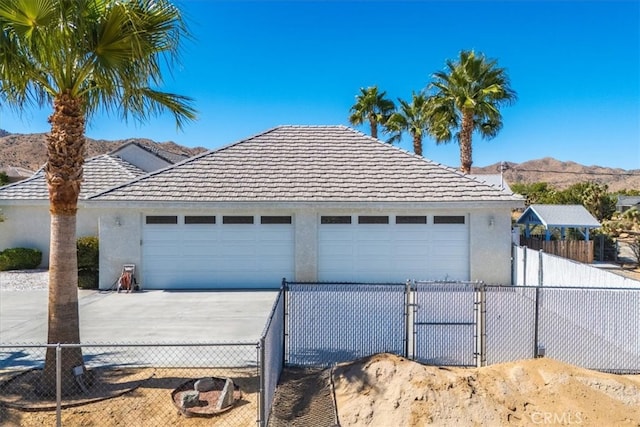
[1,0,639,170]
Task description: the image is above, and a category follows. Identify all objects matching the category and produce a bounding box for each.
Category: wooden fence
[520,237,594,264]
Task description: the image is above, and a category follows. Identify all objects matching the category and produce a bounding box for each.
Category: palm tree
[348,86,395,139]
[427,50,516,173]
[385,92,430,156]
[0,0,195,394]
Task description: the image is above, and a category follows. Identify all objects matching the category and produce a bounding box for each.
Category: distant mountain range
[0,129,638,192]
[0,130,206,178]
[472,158,640,193]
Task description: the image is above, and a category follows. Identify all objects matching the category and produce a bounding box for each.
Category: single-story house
[86,125,524,289]
[0,141,188,265]
[1,125,524,289]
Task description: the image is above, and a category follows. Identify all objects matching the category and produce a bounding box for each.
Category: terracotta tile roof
[91,126,524,204]
[0,155,146,200]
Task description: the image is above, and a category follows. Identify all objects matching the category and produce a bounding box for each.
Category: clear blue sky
[1,0,639,170]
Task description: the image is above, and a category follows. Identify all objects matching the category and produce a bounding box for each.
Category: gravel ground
[0,269,49,291]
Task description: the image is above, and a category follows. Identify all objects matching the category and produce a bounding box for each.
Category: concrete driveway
[0,288,279,368]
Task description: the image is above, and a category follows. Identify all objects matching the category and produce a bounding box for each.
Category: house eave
[81,199,524,210]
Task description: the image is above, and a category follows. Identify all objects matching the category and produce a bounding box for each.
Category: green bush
[77,237,99,289]
[77,236,99,270]
[0,248,43,271]
[78,269,99,289]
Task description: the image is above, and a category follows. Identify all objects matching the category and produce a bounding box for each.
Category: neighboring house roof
[516,204,601,228]
[90,125,524,204]
[0,155,146,200]
[467,174,513,194]
[616,195,640,208]
[1,166,34,180]
[110,140,189,165]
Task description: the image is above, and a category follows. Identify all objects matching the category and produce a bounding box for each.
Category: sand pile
[333,353,640,426]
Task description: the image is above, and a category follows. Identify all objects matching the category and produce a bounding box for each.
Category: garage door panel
[319,228,352,241]
[320,243,353,256]
[392,244,430,257]
[143,216,293,289]
[354,231,391,241]
[220,228,257,240]
[319,218,469,282]
[255,241,293,255]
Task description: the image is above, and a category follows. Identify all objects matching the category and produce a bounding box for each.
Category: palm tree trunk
[42,91,86,395]
[413,133,423,156]
[369,114,378,139]
[459,109,474,173]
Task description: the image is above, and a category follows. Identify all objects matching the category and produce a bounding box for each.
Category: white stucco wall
[469,207,515,285]
[2,201,517,286]
[98,210,142,290]
[94,204,516,288]
[0,204,100,268]
[294,211,318,281]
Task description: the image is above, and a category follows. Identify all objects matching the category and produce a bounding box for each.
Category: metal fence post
[56,343,62,427]
[474,282,487,367]
[522,247,527,286]
[404,280,411,359]
[282,278,288,367]
[538,250,544,286]
[535,283,540,359]
[257,339,265,427]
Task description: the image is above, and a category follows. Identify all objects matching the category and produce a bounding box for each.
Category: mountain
[1,130,638,192]
[0,130,207,174]
[472,157,640,193]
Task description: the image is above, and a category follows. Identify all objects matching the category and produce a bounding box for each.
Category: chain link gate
[412,281,485,367]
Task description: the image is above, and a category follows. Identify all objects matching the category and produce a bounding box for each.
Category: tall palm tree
[427,50,516,173]
[348,86,395,139]
[0,0,195,394]
[385,92,430,156]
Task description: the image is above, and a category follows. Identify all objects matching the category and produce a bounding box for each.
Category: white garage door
[318,215,469,282]
[142,215,294,289]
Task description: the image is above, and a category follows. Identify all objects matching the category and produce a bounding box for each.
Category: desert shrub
[77,236,99,289]
[77,236,99,270]
[0,247,42,271]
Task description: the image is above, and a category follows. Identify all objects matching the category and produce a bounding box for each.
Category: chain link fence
[3,282,639,425]
[285,282,407,367]
[0,290,286,426]
[0,343,260,426]
[284,280,640,374]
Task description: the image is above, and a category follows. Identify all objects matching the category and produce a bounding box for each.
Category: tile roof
[91,126,524,204]
[0,155,146,200]
[516,204,601,228]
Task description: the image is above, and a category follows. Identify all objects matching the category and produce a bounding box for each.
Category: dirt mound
[333,353,640,426]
